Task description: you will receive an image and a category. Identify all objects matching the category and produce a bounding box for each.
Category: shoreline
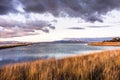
[0,43,32,49]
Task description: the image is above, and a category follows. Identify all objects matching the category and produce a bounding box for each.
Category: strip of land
[0,43,32,49]
[88,42,120,46]
[0,49,120,80]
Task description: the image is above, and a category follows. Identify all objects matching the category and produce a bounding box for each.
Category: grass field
[88,42,120,46]
[0,49,120,80]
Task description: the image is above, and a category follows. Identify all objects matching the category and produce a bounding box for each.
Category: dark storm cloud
[0,0,17,14]
[0,0,120,22]
[20,0,120,22]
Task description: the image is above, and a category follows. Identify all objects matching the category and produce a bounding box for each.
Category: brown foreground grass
[0,49,120,80]
[88,42,120,46]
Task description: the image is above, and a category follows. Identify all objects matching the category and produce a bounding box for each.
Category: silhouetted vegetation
[0,49,120,80]
[104,37,120,42]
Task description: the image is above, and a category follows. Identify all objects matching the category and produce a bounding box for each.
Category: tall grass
[0,49,120,80]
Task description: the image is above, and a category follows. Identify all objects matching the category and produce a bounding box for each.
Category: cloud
[0,0,17,14]
[68,27,85,30]
[0,24,55,38]
[0,26,37,38]
[20,0,120,22]
[1,0,120,22]
[0,15,55,38]
[0,0,120,38]
[87,25,111,28]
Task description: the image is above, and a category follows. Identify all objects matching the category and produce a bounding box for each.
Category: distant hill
[52,37,113,43]
[52,39,86,43]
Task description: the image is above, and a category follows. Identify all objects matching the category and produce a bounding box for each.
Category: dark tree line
[104,37,120,42]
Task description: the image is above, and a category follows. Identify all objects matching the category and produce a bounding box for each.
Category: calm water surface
[0,43,120,66]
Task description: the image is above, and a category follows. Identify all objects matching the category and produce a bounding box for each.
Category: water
[0,43,120,66]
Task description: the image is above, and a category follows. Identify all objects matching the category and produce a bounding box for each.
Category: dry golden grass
[88,42,120,46]
[0,49,120,80]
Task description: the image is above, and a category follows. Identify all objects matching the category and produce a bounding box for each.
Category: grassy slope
[0,49,120,80]
[88,42,120,46]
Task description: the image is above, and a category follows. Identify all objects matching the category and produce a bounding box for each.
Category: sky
[0,0,120,42]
